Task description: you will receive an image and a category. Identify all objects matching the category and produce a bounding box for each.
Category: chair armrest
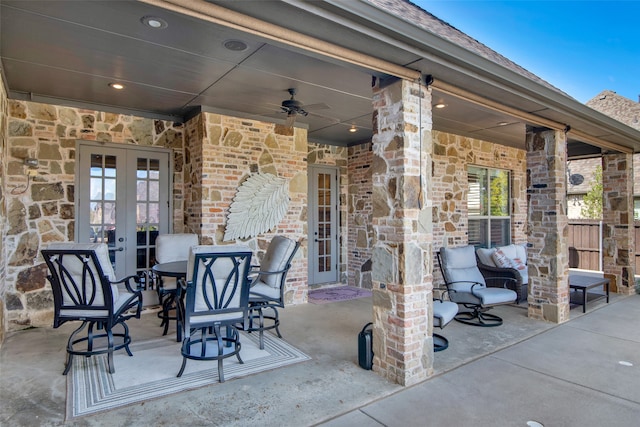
[483,276,518,289]
[433,286,455,302]
[477,262,523,284]
[111,274,142,292]
[249,267,290,286]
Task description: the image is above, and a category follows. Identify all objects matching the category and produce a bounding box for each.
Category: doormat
[67,331,310,419]
[308,286,372,304]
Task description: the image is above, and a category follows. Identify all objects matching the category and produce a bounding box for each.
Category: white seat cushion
[433,300,458,328]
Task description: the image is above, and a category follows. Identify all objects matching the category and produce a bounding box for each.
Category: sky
[412,1,640,104]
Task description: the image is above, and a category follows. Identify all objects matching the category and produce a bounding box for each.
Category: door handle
[117,247,124,252]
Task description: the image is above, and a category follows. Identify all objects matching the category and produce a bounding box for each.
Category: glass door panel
[77,142,170,279]
[308,166,338,284]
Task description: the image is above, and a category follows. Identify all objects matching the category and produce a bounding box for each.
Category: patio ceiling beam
[140,0,422,82]
[433,80,633,154]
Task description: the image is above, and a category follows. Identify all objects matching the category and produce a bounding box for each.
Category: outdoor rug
[67,331,310,419]
[308,286,372,304]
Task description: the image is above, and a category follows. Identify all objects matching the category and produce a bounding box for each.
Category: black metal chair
[246,236,300,349]
[438,245,517,327]
[155,233,198,341]
[177,245,252,382]
[41,243,142,374]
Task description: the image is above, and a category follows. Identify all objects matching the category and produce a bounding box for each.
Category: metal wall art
[224,173,290,241]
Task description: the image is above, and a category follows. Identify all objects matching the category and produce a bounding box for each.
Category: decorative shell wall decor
[224,173,290,241]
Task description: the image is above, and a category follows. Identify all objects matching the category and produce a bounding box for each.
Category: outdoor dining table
[152,260,188,342]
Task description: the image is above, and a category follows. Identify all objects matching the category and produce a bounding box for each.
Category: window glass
[467,166,488,216]
[467,166,511,247]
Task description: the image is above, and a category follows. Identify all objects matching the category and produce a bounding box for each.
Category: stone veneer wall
[526,127,569,323]
[343,133,527,291]
[3,100,185,332]
[0,73,8,346]
[431,130,527,283]
[347,142,373,288]
[183,112,346,305]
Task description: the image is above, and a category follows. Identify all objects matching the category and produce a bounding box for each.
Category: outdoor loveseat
[475,244,528,304]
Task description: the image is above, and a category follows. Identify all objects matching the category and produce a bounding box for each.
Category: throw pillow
[491,249,512,268]
[510,257,527,271]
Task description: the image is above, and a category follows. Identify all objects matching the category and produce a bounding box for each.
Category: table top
[569,273,609,289]
[152,260,187,277]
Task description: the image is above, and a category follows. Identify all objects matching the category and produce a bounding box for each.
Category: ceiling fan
[275,88,333,128]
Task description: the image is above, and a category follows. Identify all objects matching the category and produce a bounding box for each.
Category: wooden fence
[568,220,640,273]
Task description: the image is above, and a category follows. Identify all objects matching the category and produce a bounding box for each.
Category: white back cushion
[45,242,115,306]
[440,246,486,285]
[476,247,496,266]
[187,245,251,314]
[259,236,297,288]
[45,242,116,281]
[156,233,198,263]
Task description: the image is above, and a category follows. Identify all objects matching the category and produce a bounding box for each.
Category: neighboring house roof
[586,91,640,194]
[366,0,568,97]
[586,90,640,131]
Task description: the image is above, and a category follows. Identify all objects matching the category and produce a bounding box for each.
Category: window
[467,166,510,247]
[634,197,640,220]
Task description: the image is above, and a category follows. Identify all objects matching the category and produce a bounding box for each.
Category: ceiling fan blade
[303,102,331,111]
[307,111,340,124]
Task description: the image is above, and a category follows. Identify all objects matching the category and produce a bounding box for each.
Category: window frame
[467,165,511,248]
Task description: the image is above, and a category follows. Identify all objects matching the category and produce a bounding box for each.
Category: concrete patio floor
[1,291,637,426]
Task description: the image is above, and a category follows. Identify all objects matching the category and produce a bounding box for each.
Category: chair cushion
[440,246,486,286]
[45,242,116,280]
[187,245,251,315]
[498,244,527,264]
[249,281,281,300]
[475,247,496,266]
[45,242,118,303]
[475,287,517,305]
[433,300,458,328]
[259,236,297,288]
[156,233,198,263]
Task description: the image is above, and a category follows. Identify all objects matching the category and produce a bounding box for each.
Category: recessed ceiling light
[141,16,168,29]
[109,83,125,90]
[349,125,357,133]
[223,39,248,52]
[497,121,509,126]
[434,103,446,109]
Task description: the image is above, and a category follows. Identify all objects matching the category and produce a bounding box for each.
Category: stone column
[602,153,636,293]
[371,77,433,385]
[526,126,570,323]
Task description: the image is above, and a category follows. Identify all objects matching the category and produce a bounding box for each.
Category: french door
[308,165,339,284]
[75,141,171,279]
